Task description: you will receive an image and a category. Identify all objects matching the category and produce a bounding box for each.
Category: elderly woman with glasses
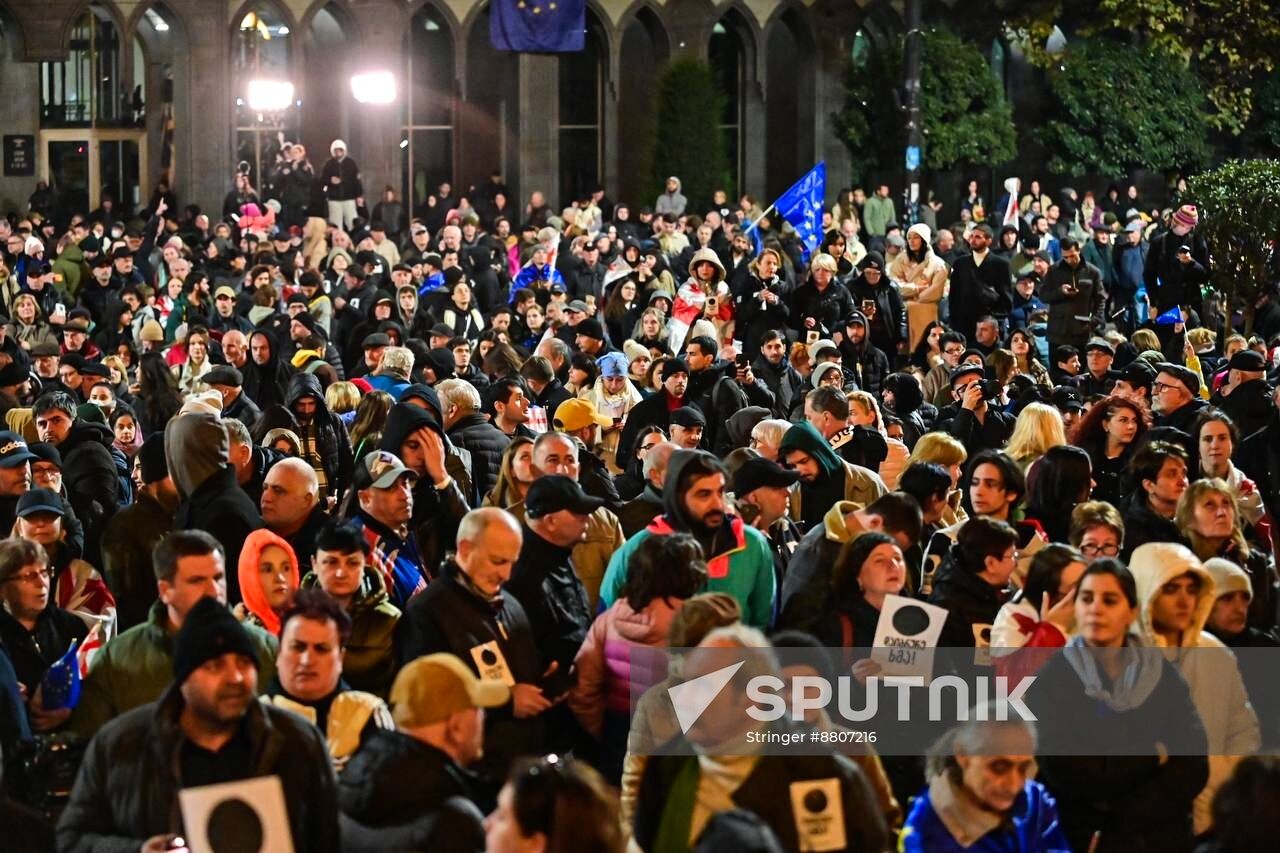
[0,538,88,731]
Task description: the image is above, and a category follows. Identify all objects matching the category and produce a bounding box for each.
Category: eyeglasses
[1080,543,1120,557]
[7,567,54,586]
[1151,381,1182,394]
[639,443,660,452]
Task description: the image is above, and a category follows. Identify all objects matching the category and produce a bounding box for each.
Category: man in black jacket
[508,476,599,695]
[321,139,363,231]
[439,377,510,505]
[837,310,891,397]
[287,372,355,502]
[56,597,339,853]
[396,508,548,794]
[1143,204,1209,319]
[617,358,691,462]
[1212,349,1273,439]
[34,390,120,565]
[1121,440,1190,560]
[948,224,1012,344]
[632,626,889,852]
[339,652,506,851]
[846,252,907,360]
[205,364,262,430]
[165,412,264,603]
[752,330,806,420]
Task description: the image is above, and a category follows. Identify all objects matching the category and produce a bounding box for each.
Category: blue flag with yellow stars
[773,162,826,263]
[491,0,585,52]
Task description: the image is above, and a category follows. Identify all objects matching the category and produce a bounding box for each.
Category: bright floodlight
[351,71,397,105]
[247,79,294,112]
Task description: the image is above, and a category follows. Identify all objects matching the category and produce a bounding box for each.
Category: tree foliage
[1010,0,1280,134]
[645,58,733,212]
[1038,39,1211,177]
[833,27,1016,184]
[1185,160,1280,331]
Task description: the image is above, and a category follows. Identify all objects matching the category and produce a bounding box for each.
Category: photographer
[937,363,1014,452]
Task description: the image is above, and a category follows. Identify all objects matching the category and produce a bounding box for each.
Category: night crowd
[1,152,1279,852]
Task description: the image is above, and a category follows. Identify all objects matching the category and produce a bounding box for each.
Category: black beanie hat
[138,433,169,485]
[173,597,260,686]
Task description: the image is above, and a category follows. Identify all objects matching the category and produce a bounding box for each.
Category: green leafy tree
[1185,160,1280,333]
[833,27,1016,184]
[645,58,732,213]
[1010,0,1280,134]
[1038,39,1211,176]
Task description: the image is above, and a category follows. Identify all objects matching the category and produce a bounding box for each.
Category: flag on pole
[1154,306,1184,325]
[491,0,585,52]
[772,162,826,262]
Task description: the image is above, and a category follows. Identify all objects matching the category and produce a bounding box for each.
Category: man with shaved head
[261,457,328,566]
[396,507,546,793]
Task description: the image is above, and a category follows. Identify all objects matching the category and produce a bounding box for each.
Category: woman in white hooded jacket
[888,223,949,352]
[1128,541,1260,836]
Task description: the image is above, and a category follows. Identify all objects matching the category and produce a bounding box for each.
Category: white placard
[869,594,949,683]
[789,778,847,852]
[178,775,294,853]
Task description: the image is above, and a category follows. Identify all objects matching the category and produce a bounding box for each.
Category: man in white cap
[321,139,363,231]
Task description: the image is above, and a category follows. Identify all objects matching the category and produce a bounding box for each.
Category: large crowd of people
[0,153,1278,851]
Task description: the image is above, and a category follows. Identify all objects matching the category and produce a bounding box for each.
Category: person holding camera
[733,247,791,361]
[937,363,1015,452]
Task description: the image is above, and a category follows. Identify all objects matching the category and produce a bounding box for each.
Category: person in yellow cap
[338,651,509,848]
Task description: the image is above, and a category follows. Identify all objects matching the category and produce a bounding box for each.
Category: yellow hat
[554,397,611,432]
[391,653,510,727]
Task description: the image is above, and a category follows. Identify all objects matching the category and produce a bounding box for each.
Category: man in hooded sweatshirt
[165,412,264,603]
[599,450,775,629]
[654,176,687,218]
[778,421,887,532]
[1128,542,1260,836]
[33,390,120,566]
[287,372,355,502]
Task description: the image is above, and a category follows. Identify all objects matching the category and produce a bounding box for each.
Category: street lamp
[350,71,397,105]
[246,79,295,112]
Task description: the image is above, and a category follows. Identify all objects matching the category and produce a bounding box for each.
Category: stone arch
[615,2,670,204]
[763,2,817,198]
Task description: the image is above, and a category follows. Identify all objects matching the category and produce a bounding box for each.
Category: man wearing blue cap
[0,429,37,533]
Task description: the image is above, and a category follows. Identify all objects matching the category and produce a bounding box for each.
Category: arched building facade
[0,0,872,219]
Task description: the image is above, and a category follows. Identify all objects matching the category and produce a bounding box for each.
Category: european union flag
[491,0,585,52]
[773,162,826,262]
[40,638,82,711]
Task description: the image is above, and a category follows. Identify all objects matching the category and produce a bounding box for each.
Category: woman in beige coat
[889,223,949,351]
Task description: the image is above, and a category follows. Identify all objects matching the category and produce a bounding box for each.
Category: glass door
[47,140,91,217]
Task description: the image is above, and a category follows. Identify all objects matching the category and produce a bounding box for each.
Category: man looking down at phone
[836,309,890,396]
[847,251,907,359]
[395,508,546,800]
[684,334,775,454]
[1038,237,1104,354]
[507,476,600,750]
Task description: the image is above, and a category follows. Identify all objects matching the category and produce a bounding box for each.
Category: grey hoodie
[655,177,687,218]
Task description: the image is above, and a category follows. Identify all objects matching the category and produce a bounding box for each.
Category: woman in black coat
[1027,560,1208,853]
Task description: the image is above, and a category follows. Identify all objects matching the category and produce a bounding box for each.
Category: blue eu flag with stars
[491,0,585,52]
[774,162,826,262]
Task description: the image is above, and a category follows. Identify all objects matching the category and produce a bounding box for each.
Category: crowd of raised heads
[1,160,1279,851]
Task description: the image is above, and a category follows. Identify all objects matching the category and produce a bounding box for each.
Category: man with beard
[599,450,775,628]
[836,310,890,396]
[752,329,807,420]
[616,358,691,462]
[1152,362,1207,434]
[778,421,887,532]
[58,595,337,852]
[286,373,355,502]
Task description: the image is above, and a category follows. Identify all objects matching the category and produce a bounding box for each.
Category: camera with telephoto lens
[979,379,1003,401]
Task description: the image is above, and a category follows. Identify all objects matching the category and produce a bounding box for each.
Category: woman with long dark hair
[135,351,182,436]
[1070,394,1149,507]
[1024,445,1094,544]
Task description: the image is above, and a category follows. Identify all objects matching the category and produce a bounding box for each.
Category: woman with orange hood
[235,529,301,635]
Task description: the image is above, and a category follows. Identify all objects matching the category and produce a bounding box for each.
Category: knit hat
[139,320,165,342]
[596,352,628,378]
[811,361,843,389]
[575,317,605,341]
[1171,205,1199,230]
[173,597,260,687]
[623,340,650,364]
[1203,558,1252,599]
[137,433,169,484]
[660,358,690,381]
[330,139,347,154]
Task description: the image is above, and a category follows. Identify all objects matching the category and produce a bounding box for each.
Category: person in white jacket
[1129,541,1260,835]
